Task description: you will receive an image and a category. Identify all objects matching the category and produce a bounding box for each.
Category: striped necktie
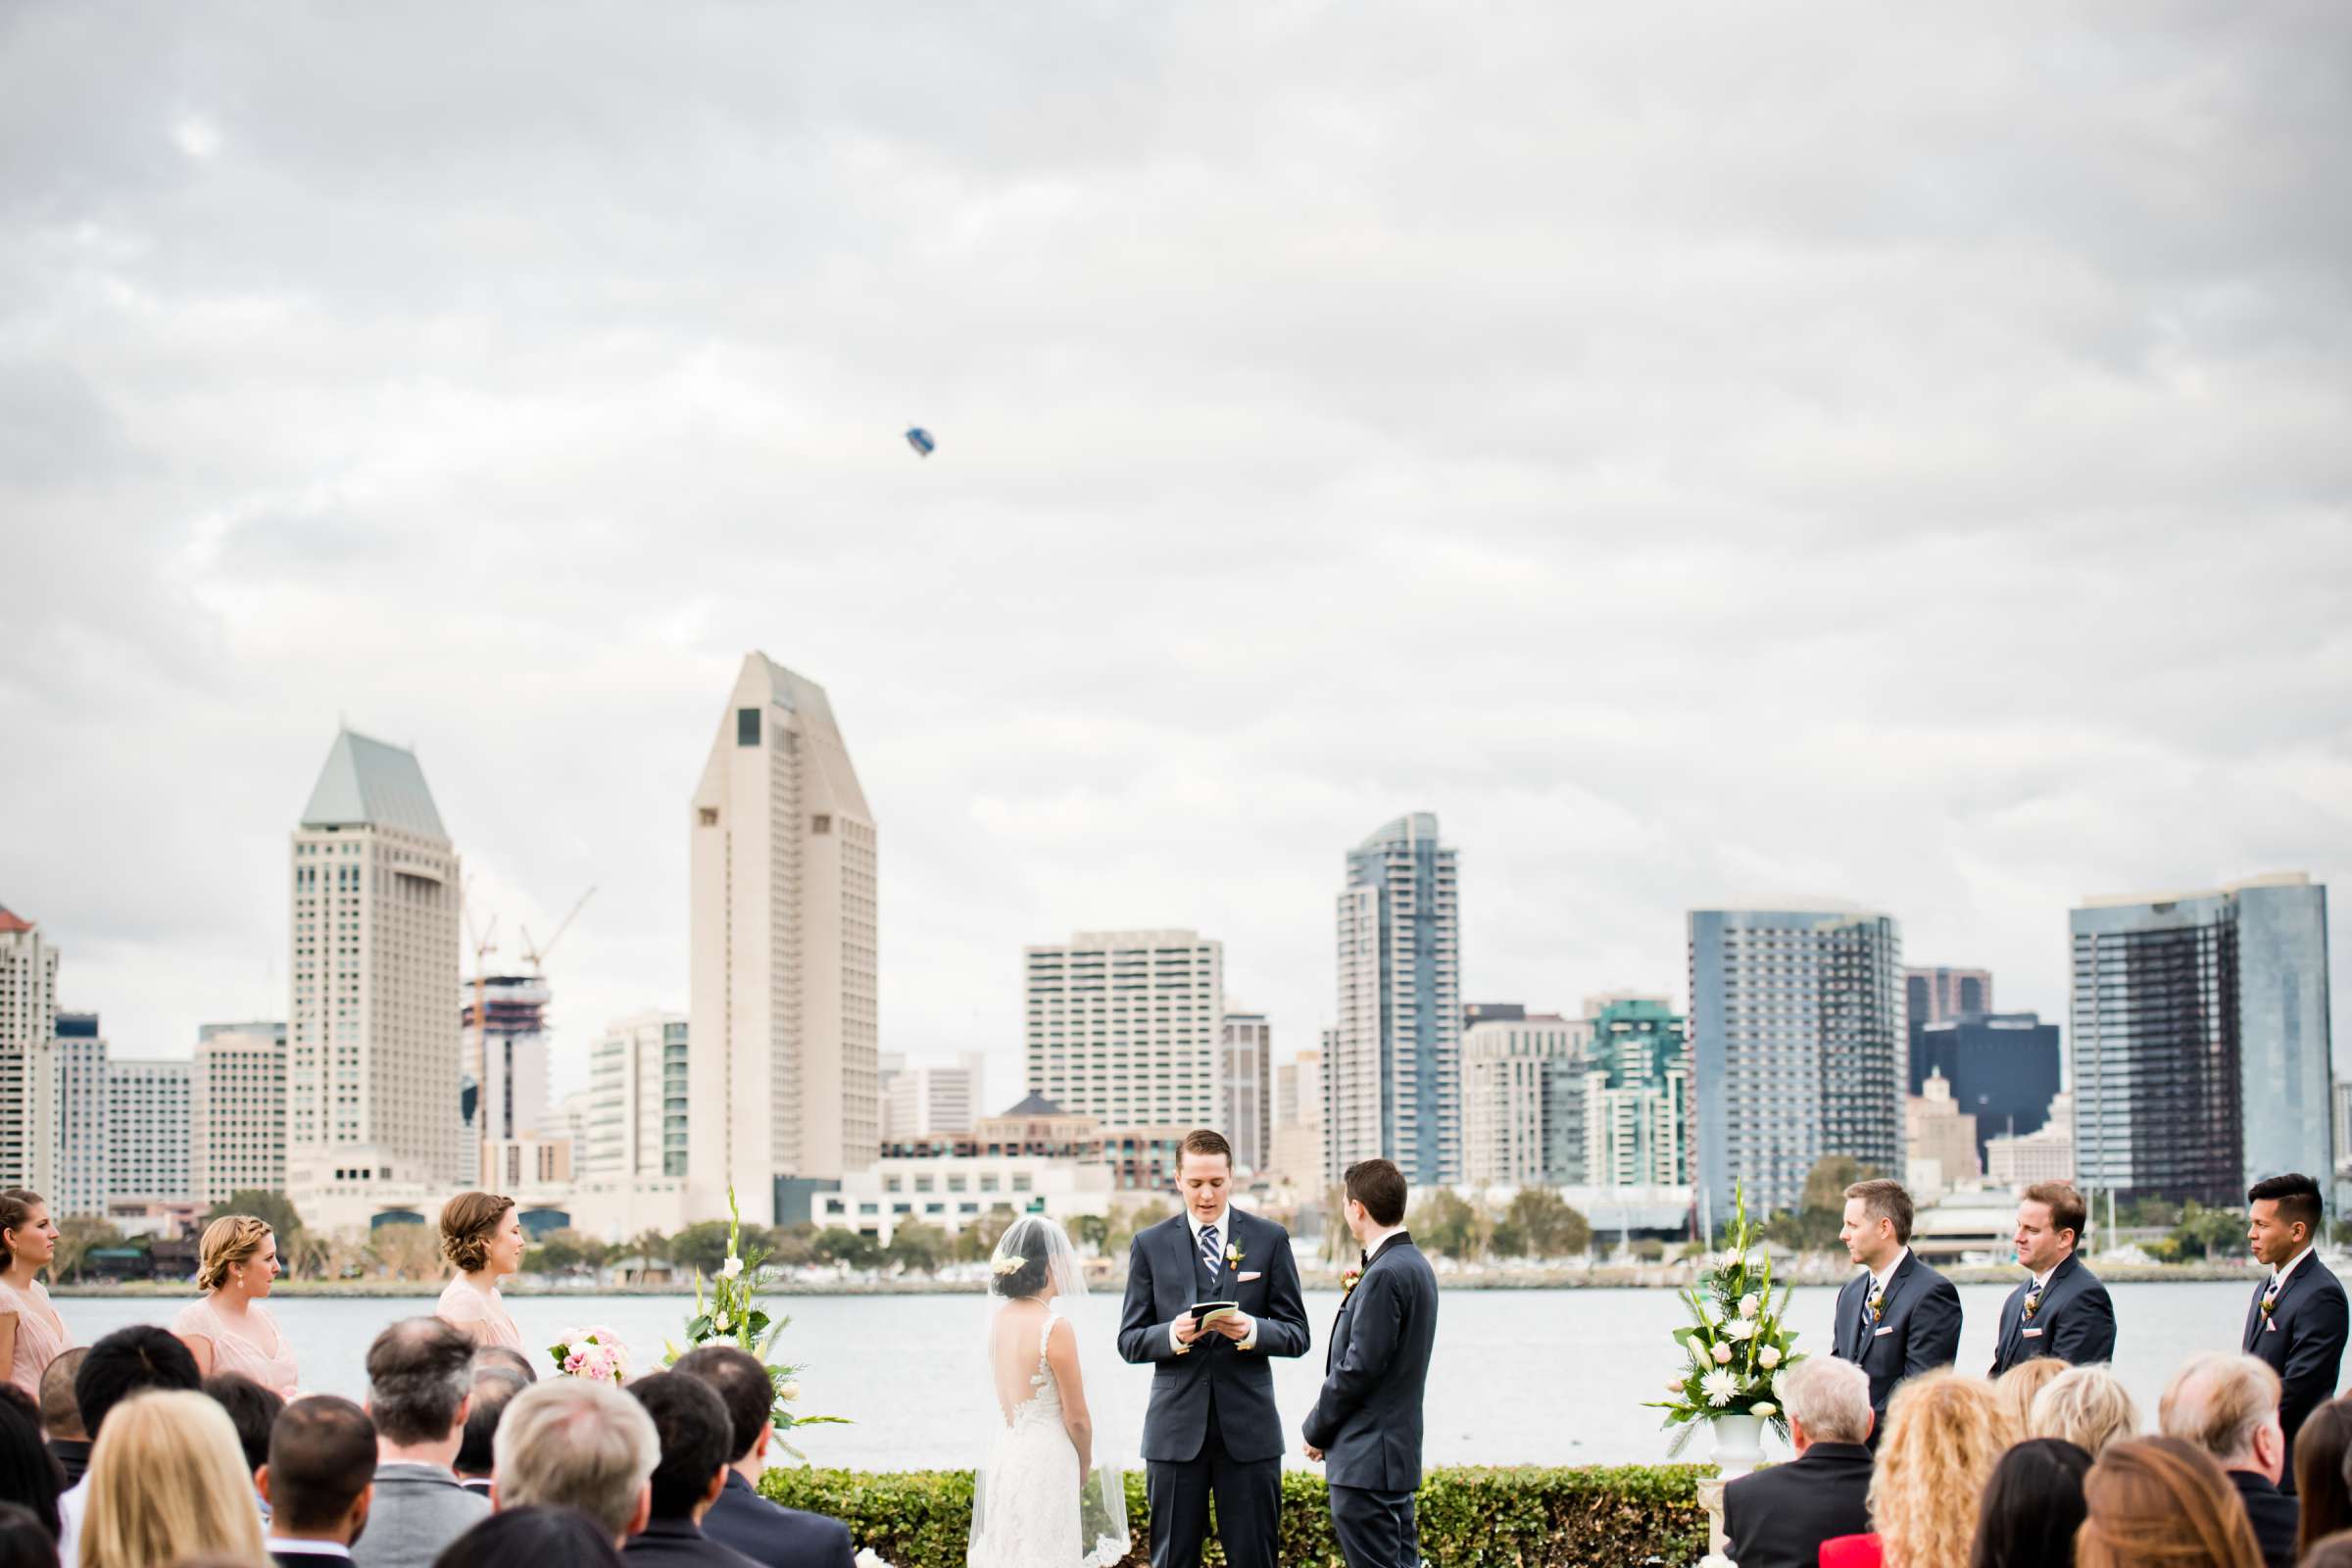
[1200,1222,1221,1278]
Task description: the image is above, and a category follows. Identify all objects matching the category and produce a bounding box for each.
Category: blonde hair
[79,1389,269,1568]
[492,1378,659,1543]
[1994,1356,2070,1439]
[2078,1436,2264,1568]
[439,1191,514,1274]
[1867,1370,2009,1568]
[2158,1352,2282,1466]
[195,1214,273,1293]
[2032,1364,2142,1458]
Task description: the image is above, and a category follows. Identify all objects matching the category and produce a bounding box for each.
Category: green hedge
[760,1463,1710,1567]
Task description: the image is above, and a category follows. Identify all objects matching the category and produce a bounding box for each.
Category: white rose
[1758,1345,1783,1369]
[1739,1293,1760,1319]
[720,1256,745,1280]
[1712,1343,1734,1365]
[1751,1401,1778,1419]
[779,1381,801,1402]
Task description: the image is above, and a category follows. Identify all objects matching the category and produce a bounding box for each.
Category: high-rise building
[1689,907,1905,1227]
[1023,931,1224,1130]
[572,1011,692,1240]
[1910,1012,2062,1168]
[1905,967,1993,1029]
[1987,1093,2076,1187]
[2071,873,2333,1206]
[53,1013,109,1216]
[1906,1070,1981,1199]
[192,1023,288,1206]
[1584,996,1692,1188]
[1460,1012,1589,1187]
[1330,813,1461,1186]
[689,654,879,1227]
[1269,1047,1327,1189]
[106,1059,192,1207]
[1220,1012,1271,1173]
[0,904,61,1196]
[882,1052,987,1143]
[286,729,466,1232]
[464,973,553,1194]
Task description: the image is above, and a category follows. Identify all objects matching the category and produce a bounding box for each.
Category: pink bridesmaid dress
[0,1276,71,1401]
[171,1295,301,1397]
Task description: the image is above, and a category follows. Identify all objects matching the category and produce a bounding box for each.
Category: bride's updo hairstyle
[990,1217,1056,1299]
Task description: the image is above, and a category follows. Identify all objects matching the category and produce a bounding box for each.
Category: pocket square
[1872,1326,1895,1337]
[2267,1318,2280,1334]
[2022,1328,2043,1339]
[1238,1271,1262,1282]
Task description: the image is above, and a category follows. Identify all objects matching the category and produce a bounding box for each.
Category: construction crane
[517,886,596,976]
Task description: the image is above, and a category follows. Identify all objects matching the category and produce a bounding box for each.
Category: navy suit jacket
[1988,1252,2116,1375]
[2242,1252,2349,1495]
[621,1518,763,1568]
[1722,1442,1874,1568]
[1116,1207,1311,1464]
[701,1472,855,1568]
[1301,1232,1438,1494]
[1832,1250,1962,1421]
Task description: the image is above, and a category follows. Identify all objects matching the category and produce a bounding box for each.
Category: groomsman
[2240,1171,2347,1496]
[1988,1181,2116,1375]
[1830,1178,1961,1438]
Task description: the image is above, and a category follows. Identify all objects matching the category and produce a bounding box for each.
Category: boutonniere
[1224,1242,1244,1270]
[2261,1294,2278,1317]
[1867,1288,1886,1325]
[1340,1266,1362,1300]
[2022,1286,2042,1321]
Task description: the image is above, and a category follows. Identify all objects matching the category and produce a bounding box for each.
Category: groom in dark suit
[1831,1178,1962,1439]
[1988,1181,2116,1375]
[1117,1128,1311,1568]
[1301,1157,1438,1568]
[2240,1171,2348,1495]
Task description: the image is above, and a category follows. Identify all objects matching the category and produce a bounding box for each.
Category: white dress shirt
[2270,1244,2317,1296]
[266,1541,356,1559]
[1172,1208,1258,1352]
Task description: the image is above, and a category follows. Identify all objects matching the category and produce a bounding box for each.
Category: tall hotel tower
[1328,813,1462,1187]
[286,730,466,1232]
[689,654,879,1227]
[0,904,60,1195]
[1689,907,1904,1231]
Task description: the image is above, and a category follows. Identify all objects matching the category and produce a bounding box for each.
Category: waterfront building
[569,1011,692,1240]
[1689,906,1905,1226]
[1987,1093,2077,1187]
[881,1051,987,1141]
[1906,1070,1981,1199]
[1583,996,1692,1188]
[106,1058,192,1208]
[2071,873,2332,1205]
[1220,1011,1271,1172]
[689,654,880,1227]
[1460,1012,1590,1187]
[1330,813,1462,1186]
[1910,1011,2062,1167]
[0,904,61,1195]
[53,1013,109,1216]
[191,1022,288,1205]
[1023,931,1224,1130]
[808,1153,1114,1245]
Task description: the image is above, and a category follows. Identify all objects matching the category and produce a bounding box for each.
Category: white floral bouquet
[1645,1182,1803,1452]
[668,1187,844,1455]
[550,1324,632,1385]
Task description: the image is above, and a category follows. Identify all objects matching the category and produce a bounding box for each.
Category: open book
[1191,1300,1241,1328]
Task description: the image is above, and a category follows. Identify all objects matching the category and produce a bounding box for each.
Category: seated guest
[261,1396,377,1566]
[0,1501,55,1568]
[2305,1533,2352,1568]
[672,1347,855,1568]
[1992,1356,2068,1441]
[1968,1438,2090,1568]
[2157,1353,2295,1568]
[431,1504,626,1568]
[490,1378,660,1548]
[470,1346,537,1385]
[0,1396,61,1542]
[1719,1356,1873,1568]
[80,1389,270,1568]
[455,1369,526,1497]
[1820,1370,2009,1568]
[206,1370,286,1517]
[60,1324,204,1565]
[2030,1365,2140,1459]
[622,1373,762,1568]
[2295,1398,2352,1559]
[2076,1437,2263,1568]
[353,1318,488,1568]
[35,1349,87,1486]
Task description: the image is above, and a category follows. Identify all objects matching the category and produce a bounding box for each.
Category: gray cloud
[0,2,2345,1110]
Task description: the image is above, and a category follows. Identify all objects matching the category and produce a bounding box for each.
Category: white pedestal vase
[1698,1413,1767,1568]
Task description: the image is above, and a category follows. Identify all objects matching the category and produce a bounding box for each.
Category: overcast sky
[3,4,2347,1110]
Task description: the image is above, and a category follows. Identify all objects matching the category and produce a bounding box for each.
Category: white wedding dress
[971,1310,1087,1568]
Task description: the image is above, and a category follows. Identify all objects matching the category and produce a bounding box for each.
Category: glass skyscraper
[1329,813,1461,1186]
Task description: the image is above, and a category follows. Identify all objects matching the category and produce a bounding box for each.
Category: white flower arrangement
[1723,1317,1756,1342]
[667,1187,843,1457]
[1700,1369,1738,1407]
[1751,1401,1778,1419]
[1645,1183,1806,1453]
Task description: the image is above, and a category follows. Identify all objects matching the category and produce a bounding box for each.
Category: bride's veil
[968,1213,1133,1568]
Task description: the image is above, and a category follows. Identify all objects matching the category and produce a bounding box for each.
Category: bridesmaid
[434,1191,527,1352]
[171,1215,299,1397]
[0,1189,69,1402]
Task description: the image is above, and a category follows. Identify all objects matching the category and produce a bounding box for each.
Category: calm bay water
[59,1280,2261,1469]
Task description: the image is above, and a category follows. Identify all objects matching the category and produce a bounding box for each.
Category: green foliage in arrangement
[759,1463,1711,1568]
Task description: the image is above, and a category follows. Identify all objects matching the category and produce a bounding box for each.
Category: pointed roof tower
[300,729,448,841]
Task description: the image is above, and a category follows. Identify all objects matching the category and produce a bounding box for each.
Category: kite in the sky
[905,427,935,458]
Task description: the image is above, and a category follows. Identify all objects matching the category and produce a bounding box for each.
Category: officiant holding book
[1117,1128,1311,1568]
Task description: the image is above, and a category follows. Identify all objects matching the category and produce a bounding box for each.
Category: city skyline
[3,6,2347,1113]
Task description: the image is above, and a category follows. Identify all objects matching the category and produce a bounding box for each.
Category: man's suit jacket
[1832,1250,1963,1423]
[1300,1233,1438,1494]
[2242,1252,2349,1495]
[1988,1252,2117,1375]
[2226,1469,2297,1568]
[1721,1442,1874,1568]
[701,1471,855,1568]
[1116,1207,1311,1464]
[623,1518,764,1568]
[347,1463,488,1568]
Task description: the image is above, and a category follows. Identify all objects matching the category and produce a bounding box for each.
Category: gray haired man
[1722,1356,1875,1568]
